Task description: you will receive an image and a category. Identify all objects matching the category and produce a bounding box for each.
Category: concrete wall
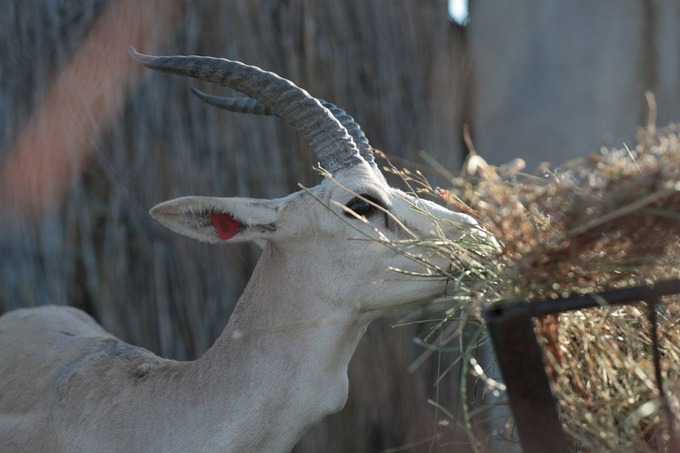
[469,0,680,168]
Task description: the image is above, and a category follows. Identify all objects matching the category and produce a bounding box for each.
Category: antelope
[0,47,492,453]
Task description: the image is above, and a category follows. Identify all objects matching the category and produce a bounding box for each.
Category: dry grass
[399,121,680,451]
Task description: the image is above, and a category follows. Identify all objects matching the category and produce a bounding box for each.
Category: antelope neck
[188,244,371,451]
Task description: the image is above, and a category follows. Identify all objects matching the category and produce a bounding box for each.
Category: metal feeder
[483,280,680,453]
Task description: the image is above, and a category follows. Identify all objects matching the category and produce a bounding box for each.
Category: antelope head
[130,47,490,316]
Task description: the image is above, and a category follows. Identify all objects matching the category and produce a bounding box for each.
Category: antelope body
[0,48,489,453]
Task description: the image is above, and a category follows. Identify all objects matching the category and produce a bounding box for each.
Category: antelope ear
[150,196,279,244]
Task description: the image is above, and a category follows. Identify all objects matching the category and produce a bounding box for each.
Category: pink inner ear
[210,213,242,241]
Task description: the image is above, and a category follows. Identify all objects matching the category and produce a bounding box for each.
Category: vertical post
[648,298,680,451]
[484,304,569,453]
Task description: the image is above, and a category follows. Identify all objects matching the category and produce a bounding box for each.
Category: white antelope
[0,48,491,453]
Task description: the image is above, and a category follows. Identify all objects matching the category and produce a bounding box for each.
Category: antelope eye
[344,194,383,218]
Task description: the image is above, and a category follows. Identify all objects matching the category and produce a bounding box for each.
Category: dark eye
[344,194,386,219]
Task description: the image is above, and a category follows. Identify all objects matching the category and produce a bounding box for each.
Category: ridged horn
[190,88,377,169]
[129,47,363,174]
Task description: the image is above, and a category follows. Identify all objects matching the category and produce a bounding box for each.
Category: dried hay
[393,121,680,451]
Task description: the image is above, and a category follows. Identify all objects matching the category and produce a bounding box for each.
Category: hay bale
[437,123,680,451]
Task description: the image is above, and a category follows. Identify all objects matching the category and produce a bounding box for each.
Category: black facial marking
[344,194,387,220]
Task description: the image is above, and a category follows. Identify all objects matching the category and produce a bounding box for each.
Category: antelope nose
[419,200,501,253]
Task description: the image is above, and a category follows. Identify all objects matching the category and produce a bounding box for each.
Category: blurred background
[1,1,678,451]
